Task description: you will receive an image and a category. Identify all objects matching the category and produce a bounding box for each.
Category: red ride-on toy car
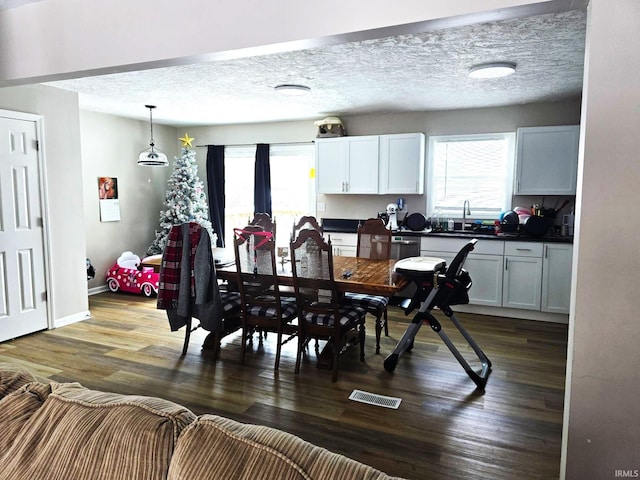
[105,251,159,297]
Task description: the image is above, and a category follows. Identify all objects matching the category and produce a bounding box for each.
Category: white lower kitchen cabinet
[333,245,356,257]
[420,250,455,266]
[329,233,357,257]
[502,255,543,310]
[422,250,503,306]
[502,242,543,311]
[420,237,505,307]
[541,243,573,314]
[419,236,572,320]
[464,255,504,306]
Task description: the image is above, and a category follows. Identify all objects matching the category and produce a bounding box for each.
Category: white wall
[0,0,544,84]
[562,1,640,478]
[0,85,87,325]
[189,99,580,222]
[80,111,176,291]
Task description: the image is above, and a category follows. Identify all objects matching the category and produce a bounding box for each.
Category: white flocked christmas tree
[146,134,213,255]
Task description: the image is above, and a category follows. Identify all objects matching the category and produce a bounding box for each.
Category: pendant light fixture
[138,105,169,167]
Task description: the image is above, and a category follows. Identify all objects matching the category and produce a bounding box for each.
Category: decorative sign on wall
[98,176,121,222]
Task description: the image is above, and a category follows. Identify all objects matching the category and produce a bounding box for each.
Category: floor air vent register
[349,390,402,409]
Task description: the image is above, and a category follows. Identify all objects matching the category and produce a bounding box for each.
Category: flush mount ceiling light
[468,62,516,79]
[138,105,169,167]
[274,84,311,96]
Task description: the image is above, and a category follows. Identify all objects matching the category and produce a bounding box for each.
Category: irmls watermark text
[615,470,639,478]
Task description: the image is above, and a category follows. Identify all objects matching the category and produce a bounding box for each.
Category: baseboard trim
[54,310,91,328]
[88,285,109,296]
[454,304,569,324]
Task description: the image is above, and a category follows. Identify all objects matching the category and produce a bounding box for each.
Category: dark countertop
[417,231,574,243]
[321,218,573,243]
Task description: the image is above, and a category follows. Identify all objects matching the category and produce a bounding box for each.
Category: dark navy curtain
[254,143,272,216]
[206,145,226,247]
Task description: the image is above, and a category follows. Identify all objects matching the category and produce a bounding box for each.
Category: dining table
[141,249,409,366]
[142,249,408,296]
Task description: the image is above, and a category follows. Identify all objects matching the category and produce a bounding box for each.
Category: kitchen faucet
[462,200,471,231]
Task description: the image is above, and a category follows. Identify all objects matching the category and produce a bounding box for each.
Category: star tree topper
[179,133,194,148]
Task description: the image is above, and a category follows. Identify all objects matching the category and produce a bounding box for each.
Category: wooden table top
[142,251,407,296]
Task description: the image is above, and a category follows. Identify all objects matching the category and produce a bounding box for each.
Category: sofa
[0,363,404,480]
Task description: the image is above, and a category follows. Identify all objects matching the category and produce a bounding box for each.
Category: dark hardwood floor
[0,292,568,480]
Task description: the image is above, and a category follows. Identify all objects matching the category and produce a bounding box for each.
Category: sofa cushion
[0,363,38,399]
[0,382,197,480]
[0,381,51,454]
[168,414,402,480]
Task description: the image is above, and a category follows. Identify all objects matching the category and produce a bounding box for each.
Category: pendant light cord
[146,105,156,150]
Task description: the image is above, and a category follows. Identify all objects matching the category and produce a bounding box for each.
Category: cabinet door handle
[505,258,508,271]
[345,181,349,192]
[516,248,532,251]
[545,245,548,258]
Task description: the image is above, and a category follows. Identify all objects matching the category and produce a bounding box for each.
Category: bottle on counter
[448,218,454,231]
[430,211,439,231]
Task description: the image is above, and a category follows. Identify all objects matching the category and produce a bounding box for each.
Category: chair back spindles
[248,212,276,242]
[290,228,366,381]
[233,225,296,370]
[356,218,391,260]
[292,215,323,242]
[345,217,393,354]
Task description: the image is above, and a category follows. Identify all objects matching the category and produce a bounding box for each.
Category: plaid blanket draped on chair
[157,223,224,333]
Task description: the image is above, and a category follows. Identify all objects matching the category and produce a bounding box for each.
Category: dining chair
[248,212,276,238]
[287,215,324,299]
[291,215,322,242]
[342,218,392,354]
[157,222,244,357]
[181,293,243,357]
[290,229,366,382]
[233,226,297,370]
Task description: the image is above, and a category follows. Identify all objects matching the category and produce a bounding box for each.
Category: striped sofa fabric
[0,364,404,480]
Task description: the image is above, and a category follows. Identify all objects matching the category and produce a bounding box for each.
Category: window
[427,133,515,220]
[224,144,315,246]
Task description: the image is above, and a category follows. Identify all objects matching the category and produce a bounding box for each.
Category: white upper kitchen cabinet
[514,125,580,195]
[316,136,379,194]
[379,133,425,194]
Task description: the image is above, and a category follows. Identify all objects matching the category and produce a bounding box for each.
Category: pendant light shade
[138,105,168,167]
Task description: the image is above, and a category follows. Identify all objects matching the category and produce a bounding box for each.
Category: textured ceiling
[45,9,586,127]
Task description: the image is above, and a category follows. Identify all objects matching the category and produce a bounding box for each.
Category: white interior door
[0,115,48,342]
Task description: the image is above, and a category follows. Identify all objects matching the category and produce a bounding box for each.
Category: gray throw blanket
[160,223,224,333]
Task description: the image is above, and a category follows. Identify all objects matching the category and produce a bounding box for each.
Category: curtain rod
[195,141,315,148]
